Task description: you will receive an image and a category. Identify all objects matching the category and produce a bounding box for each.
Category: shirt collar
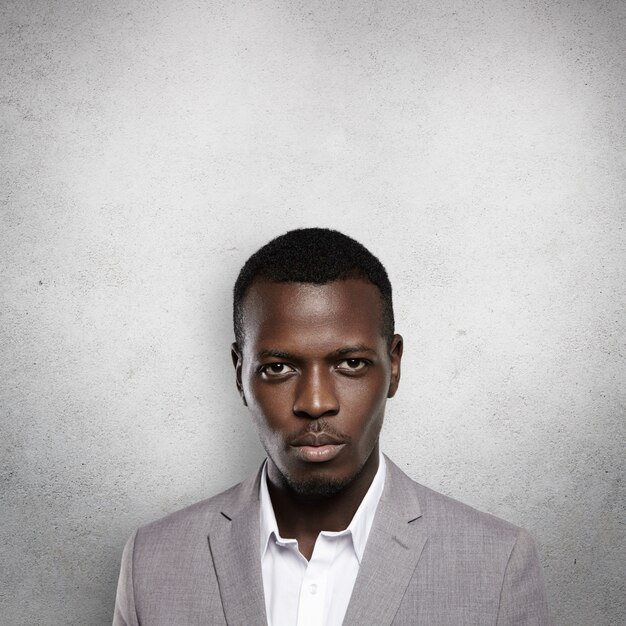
[259,450,387,564]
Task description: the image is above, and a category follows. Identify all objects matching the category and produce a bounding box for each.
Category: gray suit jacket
[113,456,550,625]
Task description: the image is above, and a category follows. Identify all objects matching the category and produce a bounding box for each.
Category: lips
[290,432,346,447]
[289,431,347,463]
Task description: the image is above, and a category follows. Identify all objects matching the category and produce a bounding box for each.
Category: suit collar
[208,455,427,626]
[208,467,267,626]
[342,454,427,625]
[258,451,387,564]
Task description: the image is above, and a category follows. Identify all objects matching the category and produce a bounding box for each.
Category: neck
[266,445,380,546]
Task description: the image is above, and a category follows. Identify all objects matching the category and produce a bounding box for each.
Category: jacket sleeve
[496,529,551,626]
[112,530,140,626]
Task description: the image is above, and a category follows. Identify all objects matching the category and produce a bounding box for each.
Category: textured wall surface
[1,1,625,624]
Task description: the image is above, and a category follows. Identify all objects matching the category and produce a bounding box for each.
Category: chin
[285,473,353,497]
[282,458,369,497]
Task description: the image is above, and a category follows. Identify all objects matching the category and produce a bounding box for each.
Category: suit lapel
[208,469,268,626]
[208,458,426,626]
[343,456,427,626]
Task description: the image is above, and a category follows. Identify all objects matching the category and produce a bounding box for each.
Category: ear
[231,342,247,406]
[387,334,403,398]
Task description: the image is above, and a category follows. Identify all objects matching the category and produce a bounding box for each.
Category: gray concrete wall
[1,1,624,624]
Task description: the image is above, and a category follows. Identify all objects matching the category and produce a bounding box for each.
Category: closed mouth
[290,432,346,447]
[290,442,347,463]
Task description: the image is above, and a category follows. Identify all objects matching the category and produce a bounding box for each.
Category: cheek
[340,376,389,426]
[246,380,294,431]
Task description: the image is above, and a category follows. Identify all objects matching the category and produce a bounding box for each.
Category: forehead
[240,278,385,349]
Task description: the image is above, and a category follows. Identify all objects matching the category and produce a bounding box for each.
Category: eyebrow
[256,344,377,361]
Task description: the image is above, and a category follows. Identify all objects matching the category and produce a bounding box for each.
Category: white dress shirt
[259,451,386,626]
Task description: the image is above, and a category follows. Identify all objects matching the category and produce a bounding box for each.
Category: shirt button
[309,583,317,594]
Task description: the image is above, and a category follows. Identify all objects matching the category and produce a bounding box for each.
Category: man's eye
[336,358,368,372]
[260,363,295,377]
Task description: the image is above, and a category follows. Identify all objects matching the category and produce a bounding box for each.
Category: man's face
[232,278,403,496]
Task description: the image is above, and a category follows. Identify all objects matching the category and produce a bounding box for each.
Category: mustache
[286,420,351,446]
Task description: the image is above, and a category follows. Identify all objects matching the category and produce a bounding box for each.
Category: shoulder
[131,469,261,551]
[384,455,523,547]
[380,457,550,623]
[140,483,239,533]
[415,480,521,537]
[383,456,544,585]
[113,474,262,623]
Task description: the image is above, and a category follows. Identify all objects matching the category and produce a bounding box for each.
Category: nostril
[293,389,339,419]
[293,405,339,420]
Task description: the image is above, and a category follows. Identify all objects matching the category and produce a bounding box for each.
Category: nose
[292,365,339,419]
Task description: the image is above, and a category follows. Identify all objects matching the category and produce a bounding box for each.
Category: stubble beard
[264,418,382,498]
[277,450,373,498]
[283,472,354,497]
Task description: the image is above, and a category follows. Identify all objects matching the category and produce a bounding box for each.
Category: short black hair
[233,227,394,346]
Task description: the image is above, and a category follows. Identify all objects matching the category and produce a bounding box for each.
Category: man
[113,228,550,625]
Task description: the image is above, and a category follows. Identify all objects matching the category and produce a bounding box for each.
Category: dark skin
[262,448,382,560]
[231,278,403,560]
